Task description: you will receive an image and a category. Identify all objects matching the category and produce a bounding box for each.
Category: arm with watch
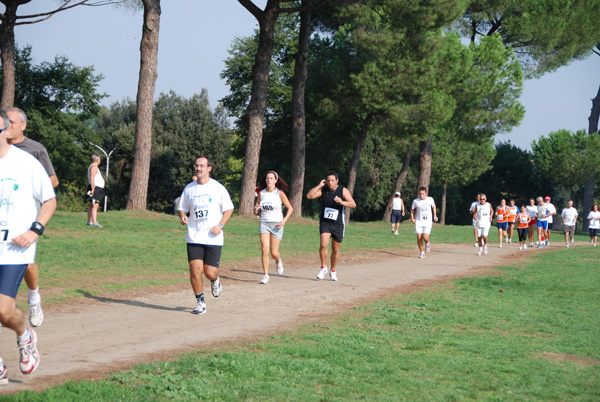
[11,197,57,248]
[209,208,234,235]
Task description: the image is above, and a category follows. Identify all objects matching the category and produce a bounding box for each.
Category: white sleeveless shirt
[259,188,283,222]
[88,164,105,188]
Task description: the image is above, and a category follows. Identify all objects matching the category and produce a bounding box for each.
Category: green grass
[8,241,599,401]
[33,211,484,304]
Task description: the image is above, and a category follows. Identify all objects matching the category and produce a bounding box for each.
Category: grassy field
[6,226,599,400]
[33,210,487,305]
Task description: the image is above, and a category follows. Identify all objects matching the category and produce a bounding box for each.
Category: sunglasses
[0,127,7,133]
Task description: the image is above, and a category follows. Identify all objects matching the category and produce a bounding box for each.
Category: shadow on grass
[76,289,188,312]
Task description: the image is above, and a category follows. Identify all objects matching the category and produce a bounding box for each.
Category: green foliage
[460,0,600,77]
[532,129,600,198]
[1,45,107,195]
[462,141,552,217]
[94,90,233,212]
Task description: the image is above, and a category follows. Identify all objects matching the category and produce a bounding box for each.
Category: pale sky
[12,1,600,151]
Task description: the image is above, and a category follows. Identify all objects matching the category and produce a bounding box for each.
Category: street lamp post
[89,143,116,212]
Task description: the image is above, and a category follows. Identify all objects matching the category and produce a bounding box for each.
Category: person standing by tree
[516,205,531,250]
[544,196,557,245]
[561,200,578,247]
[388,192,405,235]
[506,199,518,244]
[0,109,56,382]
[254,171,293,284]
[307,171,356,281]
[87,155,105,228]
[5,107,58,328]
[410,187,438,259]
[473,193,493,256]
[178,156,234,315]
[587,204,600,247]
[495,199,509,248]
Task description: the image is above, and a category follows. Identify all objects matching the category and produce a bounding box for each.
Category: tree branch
[15,0,126,22]
[237,0,264,21]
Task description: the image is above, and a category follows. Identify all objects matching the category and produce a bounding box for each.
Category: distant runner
[561,200,578,247]
[410,187,438,259]
[473,193,493,256]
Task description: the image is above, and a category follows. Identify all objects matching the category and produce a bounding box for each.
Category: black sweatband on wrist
[30,221,44,236]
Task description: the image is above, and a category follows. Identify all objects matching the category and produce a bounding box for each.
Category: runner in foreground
[177,156,234,315]
[410,187,438,259]
[0,109,56,384]
[254,171,293,284]
[306,171,356,281]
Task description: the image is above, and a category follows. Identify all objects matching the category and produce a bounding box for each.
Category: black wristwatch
[30,221,44,236]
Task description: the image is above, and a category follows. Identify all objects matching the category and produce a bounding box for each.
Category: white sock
[17,329,30,344]
[28,287,41,306]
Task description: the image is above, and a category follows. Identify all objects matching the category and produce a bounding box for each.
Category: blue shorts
[590,228,599,238]
[496,222,508,231]
[537,220,548,230]
[0,264,28,299]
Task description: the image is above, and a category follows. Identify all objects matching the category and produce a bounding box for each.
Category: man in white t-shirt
[544,196,556,245]
[177,156,234,315]
[473,193,493,255]
[410,187,438,258]
[0,109,56,382]
[561,200,578,247]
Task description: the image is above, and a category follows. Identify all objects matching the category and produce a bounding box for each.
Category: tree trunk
[238,3,279,215]
[0,1,18,109]
[290,2,311,217]
[440,181,447,225]
[345,113,373,224]
[417,136,433,195]
[127,0,161,210]
[582,82,600,231]
[382,146,412,222]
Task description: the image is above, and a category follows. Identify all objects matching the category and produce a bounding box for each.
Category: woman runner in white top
[254,171,293,284]
[587,204,600,246]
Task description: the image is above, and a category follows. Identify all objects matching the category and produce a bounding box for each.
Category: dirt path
[1,242,540,393]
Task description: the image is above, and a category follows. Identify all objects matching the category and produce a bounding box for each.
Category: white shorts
[472,219,477,229]
[415,224,432,235]
[477,226,491,237]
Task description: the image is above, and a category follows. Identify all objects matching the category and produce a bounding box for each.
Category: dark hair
[257,170,289,193]
[325,170,338,180]
[195,155,213,167]
[591,204,599,211]
[418,186,428,193]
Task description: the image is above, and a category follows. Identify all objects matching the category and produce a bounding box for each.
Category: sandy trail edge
[1,242,537,393]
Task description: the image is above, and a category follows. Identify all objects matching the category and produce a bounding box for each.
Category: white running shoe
[477,249,482,256]
[192,301,207,315]
[394,231,399,235]
[28,303,44,327]
[474,242,478,247]
[18,329,39,374]
[330,271,338,281]
[0,365,7,386]
[508,239,512,244]
[316,267,328,280]
[498,244,502,248]
[276,260,284,275]
[211,279,222,298]
[420,252,425,258]
[260,275,270,284]
[483,247,488,255]
[425,243,431,253]
[529,242,534,248]
[566,243,569,248]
